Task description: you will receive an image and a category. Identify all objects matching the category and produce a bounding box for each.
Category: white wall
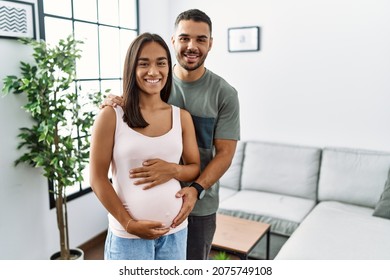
[1,0,390,260]
[166,0,390,151]
[138,0,170,38]
[138,0,177,64]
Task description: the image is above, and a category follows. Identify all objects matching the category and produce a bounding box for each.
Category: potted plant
[2,35,103,259]
[212,251,231,260]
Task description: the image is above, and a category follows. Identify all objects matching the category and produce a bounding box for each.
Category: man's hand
[130,159,176,190]
[99,94,124,109]
[171,187,198,228]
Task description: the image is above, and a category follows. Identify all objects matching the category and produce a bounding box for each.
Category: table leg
[266,228,270,260]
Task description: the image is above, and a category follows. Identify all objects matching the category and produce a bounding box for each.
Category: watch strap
[190,182,205,200]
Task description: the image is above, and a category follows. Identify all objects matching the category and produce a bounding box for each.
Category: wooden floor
[79,230,240,260]
[79,231,106,260]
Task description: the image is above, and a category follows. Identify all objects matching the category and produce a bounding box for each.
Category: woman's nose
[148,65,158,75]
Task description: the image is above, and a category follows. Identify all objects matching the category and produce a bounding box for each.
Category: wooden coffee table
[212,214,271,260]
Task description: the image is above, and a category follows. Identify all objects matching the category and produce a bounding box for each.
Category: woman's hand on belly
[127,219,170,239]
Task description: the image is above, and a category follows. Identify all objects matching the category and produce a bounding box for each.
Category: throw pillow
[373,169,390,219]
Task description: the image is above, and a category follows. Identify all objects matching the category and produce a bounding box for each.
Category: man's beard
[176,52,207,72]
[180,61,202,71]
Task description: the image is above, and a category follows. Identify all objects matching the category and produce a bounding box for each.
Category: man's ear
[171,35,175,46]
[208,37,213,52]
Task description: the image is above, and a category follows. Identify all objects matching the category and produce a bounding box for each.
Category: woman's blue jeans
[104,227,187,260]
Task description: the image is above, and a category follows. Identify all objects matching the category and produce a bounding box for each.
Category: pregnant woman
[89,33,200,260]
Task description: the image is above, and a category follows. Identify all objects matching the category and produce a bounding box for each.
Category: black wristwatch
[190,182,206,200]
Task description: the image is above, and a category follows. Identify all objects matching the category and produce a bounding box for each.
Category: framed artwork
[228,26,260,53]
[0,0,36,39]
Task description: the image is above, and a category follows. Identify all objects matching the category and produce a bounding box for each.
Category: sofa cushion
[275,201,390,259]
[373,169,390,219]
[240,141,321,200]
[219,141,245,191]
[219,187,239,202]
[318,147,390,208]
[218,190,316,236]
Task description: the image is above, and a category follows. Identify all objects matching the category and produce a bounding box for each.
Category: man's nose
[187,39,197,50]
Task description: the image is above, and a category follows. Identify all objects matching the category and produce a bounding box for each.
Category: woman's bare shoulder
[94,106,116,129]
[179,107,191,119]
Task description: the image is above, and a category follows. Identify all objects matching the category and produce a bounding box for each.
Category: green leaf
[212,251,231,260]
[3,35,105,196]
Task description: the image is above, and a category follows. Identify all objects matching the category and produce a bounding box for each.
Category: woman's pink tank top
[109,105,187,238]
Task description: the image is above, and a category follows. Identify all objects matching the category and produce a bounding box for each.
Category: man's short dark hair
[174,9,212,36]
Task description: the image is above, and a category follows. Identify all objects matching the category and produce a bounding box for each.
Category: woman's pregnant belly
[122,179,183,228]
[112,160,183,229]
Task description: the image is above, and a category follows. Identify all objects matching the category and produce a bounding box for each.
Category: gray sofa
[218,140,390,259]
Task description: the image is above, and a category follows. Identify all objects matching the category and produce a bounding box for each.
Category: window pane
[99,26,121,78]
[77,80,101,110]
[98,0,119,26]
[66,182,81,196]
[81,163,91,190]
[73,0,97,22]
[57,82,78,139]
[43,0,71,17]
[41,0,138,205]
[119,0,137,29]
[101,80,122,96]
[74,22,99,79]
[44,17,72,46]
[120,29,138,74]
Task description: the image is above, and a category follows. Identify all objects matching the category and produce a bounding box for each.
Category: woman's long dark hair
[122,33,173,128]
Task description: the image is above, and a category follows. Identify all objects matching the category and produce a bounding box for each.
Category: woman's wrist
[125,218,134,233]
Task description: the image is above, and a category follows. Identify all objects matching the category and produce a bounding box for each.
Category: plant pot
[50,248,84,260]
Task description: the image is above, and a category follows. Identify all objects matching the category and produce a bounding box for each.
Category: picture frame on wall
[228,26,260,53]
[0,0,36,39]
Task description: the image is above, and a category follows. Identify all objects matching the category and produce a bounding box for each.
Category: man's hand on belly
[171,187,197,228]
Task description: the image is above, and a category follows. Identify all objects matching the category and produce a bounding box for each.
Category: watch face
[198,189,205,199]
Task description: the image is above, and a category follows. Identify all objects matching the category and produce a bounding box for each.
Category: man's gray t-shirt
[168,68,240,216]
